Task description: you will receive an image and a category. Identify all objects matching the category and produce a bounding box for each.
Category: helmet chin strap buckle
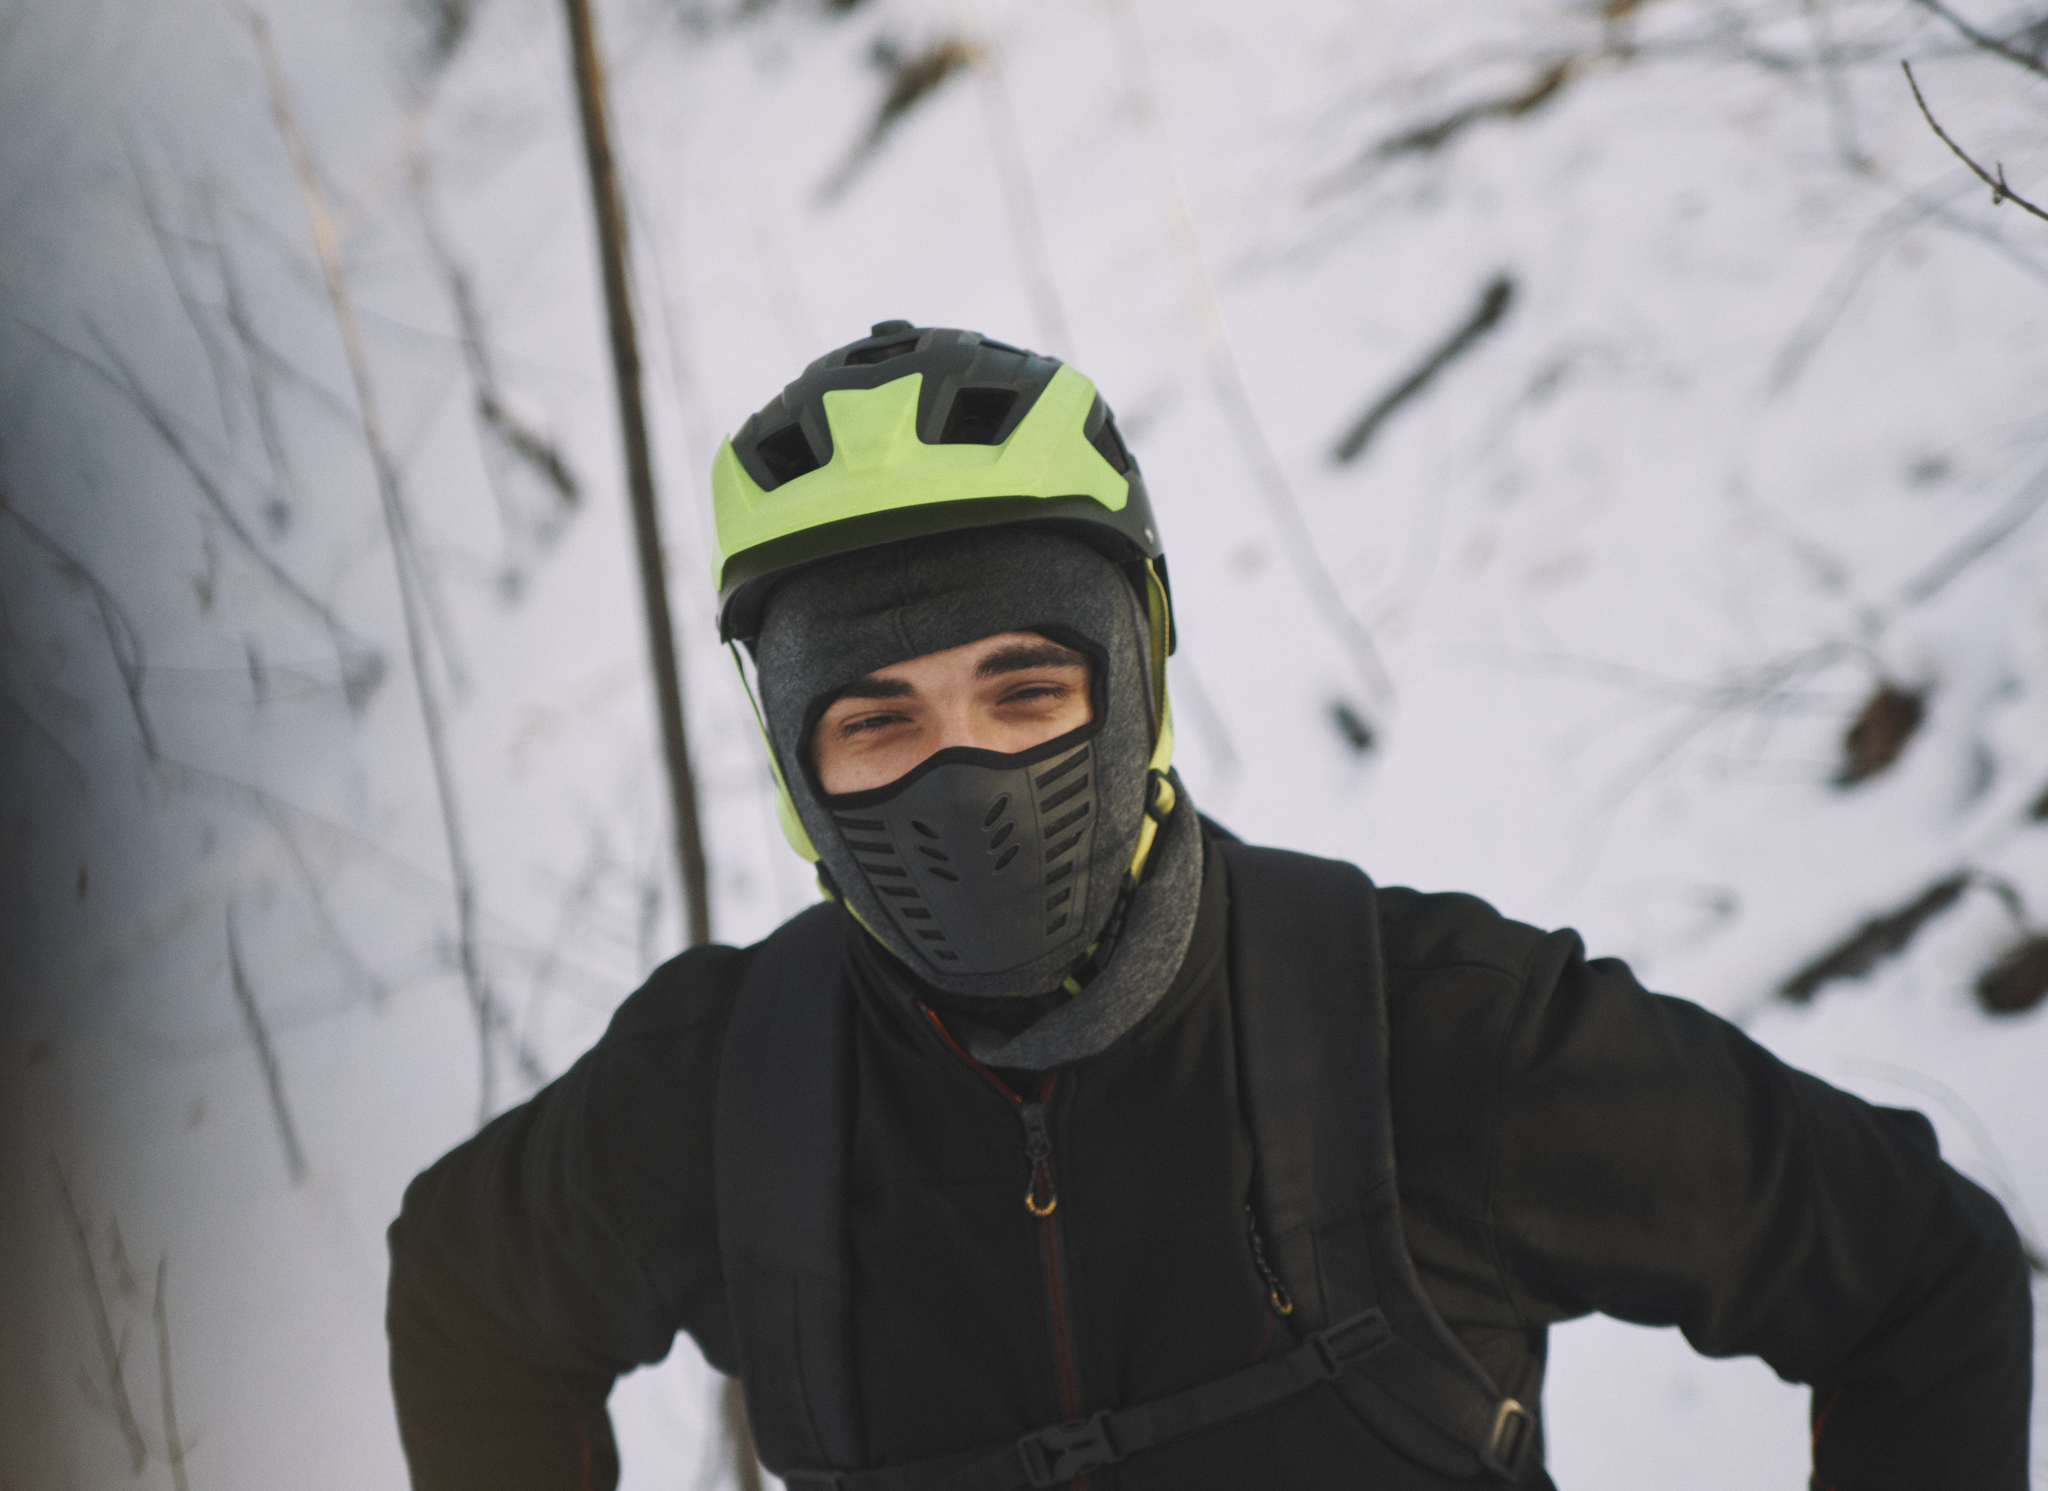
[1144,768,1177,823]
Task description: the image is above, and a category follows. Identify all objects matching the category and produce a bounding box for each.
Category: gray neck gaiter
[754,529,1200,1057]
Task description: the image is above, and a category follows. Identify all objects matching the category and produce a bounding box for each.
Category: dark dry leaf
[1976,935,2048,1015]
[1779,871,1971,1002]
[818,35,981,202]
[1374,58,1578,160]
[1329,700,1376,754]
[874,37,980,134]
[1332,274,1515,464]
[1835,683,1925,786]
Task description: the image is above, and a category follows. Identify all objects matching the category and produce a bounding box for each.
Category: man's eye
[840,713,906,737]
[1002,682,1070,704]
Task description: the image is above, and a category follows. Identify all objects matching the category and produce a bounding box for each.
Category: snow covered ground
[3,0,2044,1485]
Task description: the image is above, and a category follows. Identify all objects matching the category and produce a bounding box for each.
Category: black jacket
[387,836,2033,1488]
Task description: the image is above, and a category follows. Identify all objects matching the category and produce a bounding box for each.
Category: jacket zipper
[920,1008,1089,1476]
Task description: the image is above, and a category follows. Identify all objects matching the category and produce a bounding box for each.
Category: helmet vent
[845,338,920,366]
[757,423,822,484]
[939,387,1019,445]
[993,845,1020,872]
[1089,412,1133,474]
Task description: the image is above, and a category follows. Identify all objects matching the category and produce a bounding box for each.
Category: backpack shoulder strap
[716,900,865,1474]
[1218,841,1534,1481]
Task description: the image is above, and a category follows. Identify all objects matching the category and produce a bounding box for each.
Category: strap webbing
[784,1309,1400,1491]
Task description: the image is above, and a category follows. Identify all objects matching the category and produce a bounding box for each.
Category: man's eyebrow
[976,642,1089,678]
[832,676,916,702]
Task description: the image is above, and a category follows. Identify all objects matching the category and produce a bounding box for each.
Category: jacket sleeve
[385,943,750,1491]
[1481,931,2034,1490]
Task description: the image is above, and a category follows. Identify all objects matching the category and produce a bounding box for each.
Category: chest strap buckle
[1016,1411,1124,1487]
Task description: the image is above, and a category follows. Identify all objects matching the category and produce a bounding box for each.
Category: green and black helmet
[713,322,1180,887]
[712,321,1164,646]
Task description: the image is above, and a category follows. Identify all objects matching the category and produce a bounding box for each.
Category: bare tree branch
[19,317,386,707]
[50,1159,148,1472]
[412,157,581,587]
[1107,0,1396,724]
[153,1256,194,1491]
[1332,274,1515,464]
[817,36,983,204]
[126,136,243,446]
[949,0,1072,358]
[247,7,502,1122]
[1902,60,2048,223]
[227,903,309,1185]
[1894,454,2048,608]
[204,184,302,533]
[0,482,160,759]
[1780,871,1972,1002]
[562,0,715,948]
[1909,0,2048,79]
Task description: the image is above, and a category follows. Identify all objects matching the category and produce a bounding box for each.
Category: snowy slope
[2,0,2044,1485]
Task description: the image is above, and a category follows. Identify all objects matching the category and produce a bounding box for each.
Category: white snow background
[2,0,2045,1485]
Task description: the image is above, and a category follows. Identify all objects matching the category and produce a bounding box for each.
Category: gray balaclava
[755,527,1202,1065]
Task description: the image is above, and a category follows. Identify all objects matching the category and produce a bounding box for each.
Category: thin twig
[247,7,501,1122]
[1909,0,2048,80]
[227,903,308,1184]
[50,1159,148,1472]
[1804,0,1871,171]
[1893,455,2048,609]
[817,37,983,204]
[1332,274,1515,464]
[412,158,580,579]
[22,317,385,707]
[1902,61,2048,223]
[950,0,1072,358]
[153,1255,193,1491]
[1105,0,1395,720]
[126,136,243,445]
[204,184,301,532]
[0,484,159,759]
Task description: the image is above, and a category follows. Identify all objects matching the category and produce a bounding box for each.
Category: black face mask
[758,528,1157,1000]
[820,719,1103,978]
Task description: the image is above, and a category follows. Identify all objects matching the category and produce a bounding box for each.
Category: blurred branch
[1804,0,1871,171]
[248,6,502,1122]
[1107,0,1395,726]
[562,0,714,948]
[21,317,386,708]
[412,158,581,589]
[0,483,159,760]
[1902,61,2048,223]
[126,138,243,444]
[1909,0,2048,79]
[1779,869,1971,1001]
[817,36,983,204]
[949,0,1072,357]
[153,1256,194,1491]
[204,185,302,533]
[1331,274,1514,464]
[50,1159,148,1472]
[227,903,309,1185]
[1893,454,2048,608]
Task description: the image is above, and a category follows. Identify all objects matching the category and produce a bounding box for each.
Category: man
[388,323,2033,1489]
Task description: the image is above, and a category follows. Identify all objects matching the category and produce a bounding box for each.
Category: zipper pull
[1020,1102,1057,1216]
[1245,1205,1295,1316]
